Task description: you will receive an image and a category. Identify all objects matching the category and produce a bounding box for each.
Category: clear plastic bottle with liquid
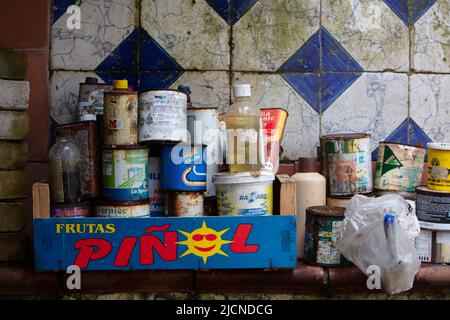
[225,84,263,173]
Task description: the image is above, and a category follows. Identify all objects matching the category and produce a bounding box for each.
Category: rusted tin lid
[379,141,426,150]
[320,133,370,141]
[95,199,150,206]
[306,205,346,217]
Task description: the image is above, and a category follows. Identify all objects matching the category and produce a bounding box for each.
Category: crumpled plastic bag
[339,194,421,294]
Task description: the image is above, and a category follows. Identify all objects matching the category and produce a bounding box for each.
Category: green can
[304,206,350,267]
[102,146,149,201]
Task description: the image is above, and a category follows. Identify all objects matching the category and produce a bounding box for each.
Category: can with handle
[103,80,138,147]
[102,146,149,201]
[95,199,150,218]
[138,89,187,143]
[320,133,372,196]
[375,142,425,192]
[427,142,450,191]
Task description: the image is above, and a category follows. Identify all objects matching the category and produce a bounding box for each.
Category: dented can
[77,77,114,121]
[102,146,149,201]
[138,90,187,143]
[375,142,425,192]
[321,133,372,196]
[148,149,165,217]
[51,201,92,218]
[167,191,204,217]
[96,199,150,218]
[415,228,450,264]
[56,121,101,198]
[304,206,350,266]
[103,88,138,146]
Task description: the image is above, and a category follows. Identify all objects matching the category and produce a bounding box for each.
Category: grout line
[318,0,323,143]
[228,3,233,107]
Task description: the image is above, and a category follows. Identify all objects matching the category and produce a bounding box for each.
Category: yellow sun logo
[178,221,233,264]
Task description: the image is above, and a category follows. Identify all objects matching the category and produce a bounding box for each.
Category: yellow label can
[428,143,450,191]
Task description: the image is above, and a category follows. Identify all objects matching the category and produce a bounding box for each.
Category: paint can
[50,201,92,218]
[95,199,150,218]
[415,228,450,264]
[148,148,165,217]
[167,191,204,217]
[320,133,372,196]
[138,90,187,143]
[427,143,450,191]
[103,82,138,146]
[304,206,350,266]
[375,189,416,200]
[375,142,425,192]
[213,171,274,216]
[56,121,101,198]
[187,107,219,197]
[77,77,114,121]
[326,192,375,208]
[102,146,149,201]
[160,144,207,192]
[416,186,450,230]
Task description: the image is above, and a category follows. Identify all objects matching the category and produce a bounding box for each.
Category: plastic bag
[339,194,421,294]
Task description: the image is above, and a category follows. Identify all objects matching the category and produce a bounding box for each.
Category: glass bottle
[49,130,82,204]
[225,84,263,173]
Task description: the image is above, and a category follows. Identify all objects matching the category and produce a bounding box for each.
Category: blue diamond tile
[140,28,183,71]
[139,71,184,92]
[371,117,432,160]
[278,30,320,72]
[96,28,138,71]
[384,0,437,26]
[322,28,364,72]
[281,74,320,113]
[96,72,139,91]
[206,0,259,25]
[321,72,361,111]
[52,0,83,24]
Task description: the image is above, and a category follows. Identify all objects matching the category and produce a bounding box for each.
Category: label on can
[96,203,150,218]
[325,137,372,195]
[416,191,450,225]
[316,220,342,265]
[148,156,165,216]
[415,229,432,263]
[51,203,91,218]
[78,84,114,119]
[102,148,149,201]
[217,184,273,216]
[375,143,425,192]
[436,232,450,264]
[104,93,138,146]
[139,90,187,142]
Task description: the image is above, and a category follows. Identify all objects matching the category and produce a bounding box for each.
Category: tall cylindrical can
[427,143,450,191]
[148,149,165,217]
[187,107,219,197]
[375,142,425,192]
[138,90,187,143]
[77,77,114,121]
[102,146,149,201]
[160,144,207,192]
[321,133,372,196]
[167,191,204,217]
[103,85,138,146]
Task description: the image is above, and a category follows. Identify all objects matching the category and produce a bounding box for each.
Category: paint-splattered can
[160,144,207,191]
[326,192,374,208]
[102,146,149,201]
[77,77,114,121]
[375,142,425,192]
[321,133,372,196]
[187,107,219,197]
[50,201,92,218]
[167,191,204,217]
[103,80,138,146]
[427,143,450,192]
[95,199,150,218]
[148,149,165,217]
[138,90,187,143]
[56,121,101,198]
[415,228,450,264]
[416,186,450,230]
[304,206,350,266]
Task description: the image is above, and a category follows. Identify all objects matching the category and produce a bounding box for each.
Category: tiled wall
[50,0,449,160]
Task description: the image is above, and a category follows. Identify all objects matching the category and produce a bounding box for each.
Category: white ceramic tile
[141,0,230,70]
[322,0,409,71]
[413,1,450,72]
[232,0,320,71]
[51,0,138,70]
[410,74,450,142]
[232,73,320,159]
[321,73,408,151]
[169,71,230,113]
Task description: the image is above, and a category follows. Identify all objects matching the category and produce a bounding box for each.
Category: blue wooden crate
[34,215,296,271]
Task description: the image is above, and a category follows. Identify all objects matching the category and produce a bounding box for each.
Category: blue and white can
[160,144,207,191]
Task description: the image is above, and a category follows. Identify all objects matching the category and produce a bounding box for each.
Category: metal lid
[379,141,426,150]
[306,205,346,217]
[320,133,370,141]
[428,142,450,151]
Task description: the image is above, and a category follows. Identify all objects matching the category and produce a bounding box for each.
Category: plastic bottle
[225,84,262,173]
[292,172,326,258]
[49,130,82,204]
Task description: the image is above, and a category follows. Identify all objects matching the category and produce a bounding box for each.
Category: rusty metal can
[103,87,138,146]
[415,228,450,264]
[167,191,204,217]
[51,201,92,218]
[416,186,450,230]
[375,142,425,192]
[326,192,374,208]
[138,89,187,143]
[95,199,150,218]
[77,77,114,121]
[304,206,350,266]
[320,133,372,196]
[56,121,101,198]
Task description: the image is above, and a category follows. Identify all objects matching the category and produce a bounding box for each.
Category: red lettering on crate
[140,224,178,264]
[230,224,259,253]
[113,237,138,267]
[74,238,112,268]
